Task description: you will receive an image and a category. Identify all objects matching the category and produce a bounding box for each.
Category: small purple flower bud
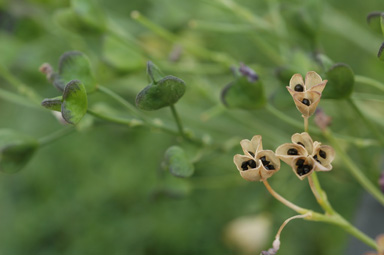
[239,63,259,83]
[379,172,384,193]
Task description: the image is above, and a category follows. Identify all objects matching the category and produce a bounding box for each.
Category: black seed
[297,142,305,147]
[319,150,327,159]
[267,164,275,170]
[264,165,270,170]
[294,84,304,92]
[241,161,249,170]
[248,160,257,169]
[260,156,270,166]
[248,151,255,157]
[297,166,304,176]
[296,159,305,166]
[302,98,310,106]
[287,148,298,155]
[303,165,312,174]
[313,155,321,163]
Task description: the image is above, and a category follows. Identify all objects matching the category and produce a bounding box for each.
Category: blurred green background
[0,0,384,254]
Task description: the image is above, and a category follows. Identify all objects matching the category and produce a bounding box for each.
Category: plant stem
[266,104,320,135]
[355,75,384,93]
[263,179,378,250]
[304,116,309,133]
[97,85,141,117]
[0,88,42,109]
[266,104,380,147]
[131,10,235,68]
[263,180,308,214]
[0,64,42,104]
[347,98,384,146]
[169,104,186,139]
[38,127,75,147]
[323,128,384,206]
[307,172,334,215]
[87,109,144,128]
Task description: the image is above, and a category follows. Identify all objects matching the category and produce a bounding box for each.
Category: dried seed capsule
[294,84,304,92]
[248,151,255,157]
[313,155,321,163]
[287,148,298,155]
[297,142,305,147]
[319,150,327,159]
[301,98,310,106]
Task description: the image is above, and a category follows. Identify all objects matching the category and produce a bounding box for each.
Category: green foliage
[54,0,106,34]
[0,129,38,174]
[61,80,88,124]
[322,63,355,99]
[366,12,383,35]
[222,76,266,110]
[41,96,62,112]
[163,146,194,178]
[136,62,186,110]
[1,0,384,254]
[54,51,97,93]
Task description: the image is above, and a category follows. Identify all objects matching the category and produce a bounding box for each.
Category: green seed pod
[52,51,97,93]
[366,12,384,35]
[0,129,39,174]
[221,76,266,110]
[135,61,186,111]
[322,63,354,99]
[163,146,194,178]
[378,42,384,61]
[61,80,88,125]
[41,96,63,112]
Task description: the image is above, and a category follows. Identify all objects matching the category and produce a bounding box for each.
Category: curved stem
[170,104,186,139]
[97,85,141,117]
[276,213,311,240]
[323,128,384,206]
[263,180,308,214]
[0,64,42,104]
[347,98,384,146]
[263,179,378,250]
[355,75,384,93]
[38,127,75,147]
[131,10,235,68]
[307,172,334,215]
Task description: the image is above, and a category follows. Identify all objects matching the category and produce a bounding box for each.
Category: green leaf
[366,12,383,35]
[71,0,106,32]
[136,76,186,111]
[322,63,354,99]
[41,96,63,112]
[378,42,384,61]
[221,76,266,110]
[61,80,88,124]
[163,146,194,178]
[54,8,103,35]
[146,61,165,84]
[103,35,145,71]
[0,129,38,174]
[54,51,97,93]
